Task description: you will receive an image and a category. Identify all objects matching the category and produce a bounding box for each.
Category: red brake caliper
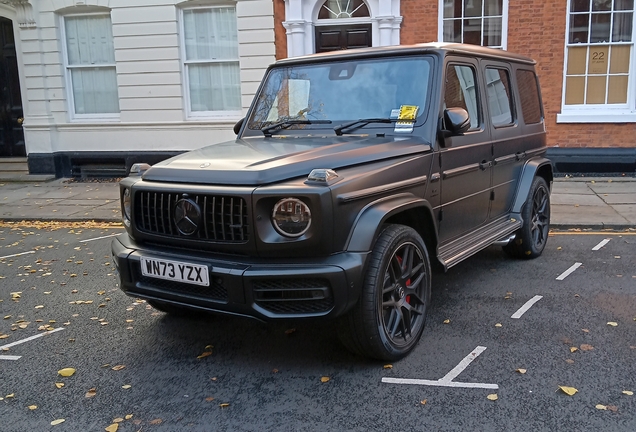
[397,255,412,304]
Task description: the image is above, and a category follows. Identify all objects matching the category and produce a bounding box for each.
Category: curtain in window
[184,8,241,112]
[65,16,118,114]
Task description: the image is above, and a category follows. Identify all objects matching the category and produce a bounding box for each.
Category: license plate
[140,256,209,287]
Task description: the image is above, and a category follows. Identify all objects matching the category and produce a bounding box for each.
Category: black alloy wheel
[504,176,551,259]
[339,224,431,361]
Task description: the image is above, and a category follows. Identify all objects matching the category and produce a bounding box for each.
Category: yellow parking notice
[398,105,418,121]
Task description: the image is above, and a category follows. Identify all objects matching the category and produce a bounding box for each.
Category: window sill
[556,111,636,123]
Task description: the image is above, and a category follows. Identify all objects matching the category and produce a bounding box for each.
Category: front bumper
[111,233,368,321]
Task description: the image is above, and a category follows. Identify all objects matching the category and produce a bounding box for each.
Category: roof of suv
[275,42,536,66]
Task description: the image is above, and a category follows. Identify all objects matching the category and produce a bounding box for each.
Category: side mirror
[444,107,471,135]
[233,117,245,135]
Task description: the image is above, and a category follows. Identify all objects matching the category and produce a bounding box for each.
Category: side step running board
[438,216,522,270]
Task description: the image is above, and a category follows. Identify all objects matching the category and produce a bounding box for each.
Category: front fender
[511,157,553,215]
[345,193,436,252]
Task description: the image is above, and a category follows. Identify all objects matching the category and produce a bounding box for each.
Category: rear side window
[485,68,514,127]
[516,69,543,124]
[445,64,480,129]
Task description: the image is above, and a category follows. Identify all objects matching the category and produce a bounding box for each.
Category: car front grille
[253,279,334,315]
[134,191,249,243]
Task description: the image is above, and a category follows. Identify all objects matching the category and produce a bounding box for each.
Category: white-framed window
[180,5,242,118]
[61,13,119,119]
[439,0,508,49]
[558,0,636,123]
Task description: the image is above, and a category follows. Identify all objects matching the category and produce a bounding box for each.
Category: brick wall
[272,0,636,149]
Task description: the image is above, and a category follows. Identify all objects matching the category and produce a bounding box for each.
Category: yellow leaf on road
[34,305,44,309]
[112,417,124,423]
[122,385,131,389]
[85,388,97,398]
[443,319,450,324]
[6,393,14,398]
[55,383,64,389]
[125,414,133,420]
[197,351,212,359]
[320,376,330,383]
[516,369,527,374]
[495,323,502,328]
[383,364,393,369]
[111,365,125,371]
[28,405,37,410]
[58,368,76,377]
[596,404,607,410]
[607,322,618,327]
[580,344,594,351]
[622,390,633,396]
[420,399,427,405]
[558,386,578,396]
[105,424,119,432]
[570,347,578,353]
[487,394,498,401]
[51,419,65,425]
[219,403,230,408]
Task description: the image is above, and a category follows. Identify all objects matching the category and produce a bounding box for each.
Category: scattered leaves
[55,383,64,389]
[149,419,163,425]
[51,419,65,426]
[580,344,594,351]
[607,322,618,327]
[596,404,607,410]
[205,397,215,402]
[122,385,131,389]
[320,376,330,383]
[487,394,498,401]
[622,390,633,396]
[570,347,578,353]
[125,414,133,420]
[420,399,427,405]
[111,365,125,371]
[495,323,502,328]
[197,351,212,359]
[85,387,97,398]
[443,319,450,324]
[582,328,589,333]
[516,368,527,374]
[28,405,37,410]
[34,305,44,309]
[565,359,575,364]
[105,424,119,432]
[219,403,230,408]
[558,386,578,396]
[383,364,393,369]
[112,418,124,423]
[58,367,76,377]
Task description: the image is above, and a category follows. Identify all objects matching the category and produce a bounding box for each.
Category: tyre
[339,224,432,361]
[503,176,550,259]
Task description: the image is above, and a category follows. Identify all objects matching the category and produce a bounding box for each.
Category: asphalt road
[0,224,635,431]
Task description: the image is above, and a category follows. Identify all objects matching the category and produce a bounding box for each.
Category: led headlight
[271,198,311,238]
[122,188,132,226]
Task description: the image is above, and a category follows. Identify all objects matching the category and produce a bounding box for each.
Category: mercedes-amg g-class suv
[112,43,552,361]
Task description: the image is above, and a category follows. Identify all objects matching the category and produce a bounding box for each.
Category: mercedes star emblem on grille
[174,198,201,235]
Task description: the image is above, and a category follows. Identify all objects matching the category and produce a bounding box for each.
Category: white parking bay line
[79,234,118,243]
[0,250,35,260]
[511,295,543,319]
[382,346,498,390]
[592,238,611,251]
[0,328,65,361]
[556,262,582,280]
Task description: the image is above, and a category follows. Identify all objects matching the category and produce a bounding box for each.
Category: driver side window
[445,64,480,130]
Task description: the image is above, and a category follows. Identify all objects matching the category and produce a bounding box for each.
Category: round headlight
[271,198,311,238]
[123,188,132,225]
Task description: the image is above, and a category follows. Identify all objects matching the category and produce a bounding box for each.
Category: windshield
[247,56,433,133]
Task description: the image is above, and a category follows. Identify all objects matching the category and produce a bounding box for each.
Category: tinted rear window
[516,69,542,124]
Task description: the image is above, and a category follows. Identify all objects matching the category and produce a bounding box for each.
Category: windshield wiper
[334,118,400,136]
[261,119,332,137]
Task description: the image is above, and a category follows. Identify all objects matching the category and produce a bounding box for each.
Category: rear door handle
[515,151,526,161]
[479,160,492,170]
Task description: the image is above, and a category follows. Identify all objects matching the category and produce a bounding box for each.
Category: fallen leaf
[607,322,618,327]
[420,399,427,405]
[28,405,37,410]
[487,394,498,401]
[58,367,76,377]
[124,414,133,420]
[6,393,14,398]
[383,364,393,369]
[622,390,633,396]
[596,404,607,410]
[149,419,163,425]
[219,403,230,408]
[55,382,64,389]
[204,344,213,350]
[607,405,618,412]
[582,328,589,333]
[3,315,10,319]
[516,368,527,374]
[558,386,578,396]
[111,365,125,371]
[51,419,65,426]
[197,351,212,359]
[570,347,578,353]
[443,319,450,324]
[34,305,44,309]
[205,397,215,402]
[320,376,330,383]
[565,359,575,364]
[580,344,594,351]
[495,323,502,328]
[105,424,119,432]
[112,418,124,423]
[285,328,296,335]
[121,385,131,389]
[85,387,97,398]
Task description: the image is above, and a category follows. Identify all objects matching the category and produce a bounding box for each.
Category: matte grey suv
[112,43,552,360]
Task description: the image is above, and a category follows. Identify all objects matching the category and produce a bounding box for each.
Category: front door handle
[479,160,491,170]
[515,151,526,161]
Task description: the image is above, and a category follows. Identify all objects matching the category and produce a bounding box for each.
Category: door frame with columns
[283,0,402,57]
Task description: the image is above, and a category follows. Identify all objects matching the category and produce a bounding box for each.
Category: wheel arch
[345,193,438,256]
[511,157,553,215]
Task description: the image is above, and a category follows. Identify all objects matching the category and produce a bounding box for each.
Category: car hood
[142,135,432,185]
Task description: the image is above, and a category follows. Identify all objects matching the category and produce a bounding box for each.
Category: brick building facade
[276,0,636,173]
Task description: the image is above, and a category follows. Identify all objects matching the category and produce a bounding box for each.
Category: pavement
[0,176,635,230]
